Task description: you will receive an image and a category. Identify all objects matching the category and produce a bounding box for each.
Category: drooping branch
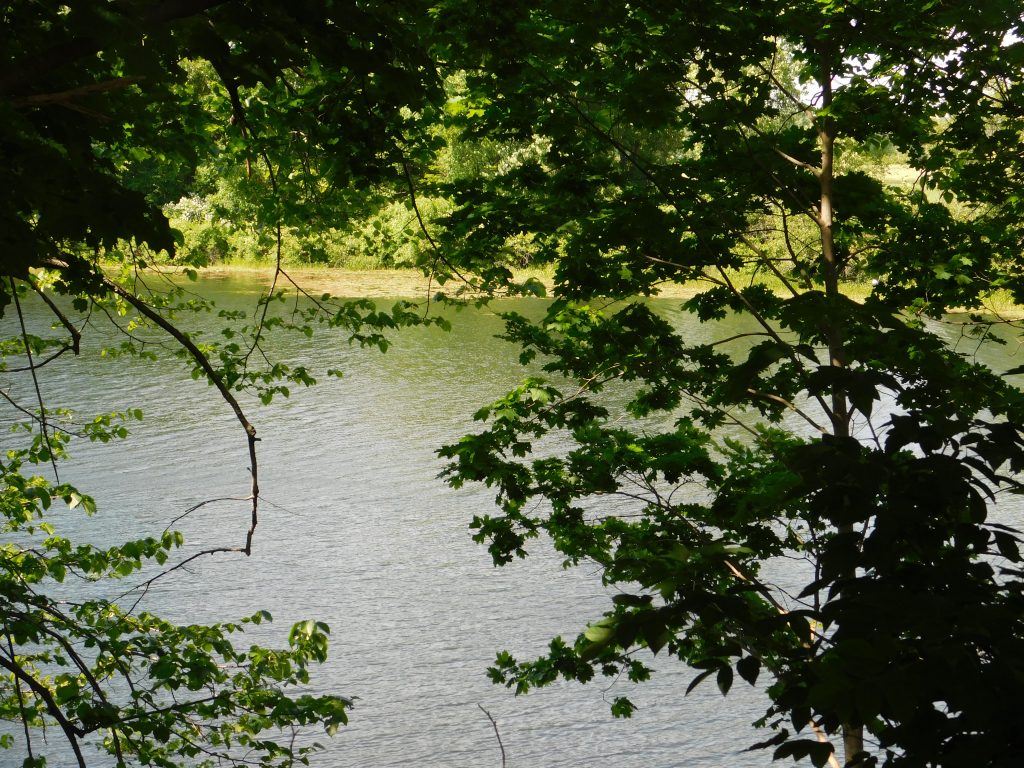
[241,149,284,369]
[123,545,251,613]
[209,58,255,179]
[0,651,87,768]
[5,630,36,767]
[771,145,822,178]
[0,388,45,423]
[401,156,472,303]
[31,279,82,355]
[10,278,60,481]
[715,267,837,430]
[104,278,260,556]
[24,618,128,763]
[738,232,801,298]
[746,388,828,434]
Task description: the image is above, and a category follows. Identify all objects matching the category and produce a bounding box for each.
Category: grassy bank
[195,265,438,298]
[162,262,1021,317]
[186,262,708,300]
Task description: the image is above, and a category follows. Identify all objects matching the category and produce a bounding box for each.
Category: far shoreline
[182,263,709,300]
[195,265,440,298]
[172,263,1022,317]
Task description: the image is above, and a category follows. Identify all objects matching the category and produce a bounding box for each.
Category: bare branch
[30,281,82,355]
[401,155,472,301]
[103,279,261,557]
[0,388,43,422]
[10,277,60,481]
[746,388,828,434]
[715,267,836,425]
[771,145,822,178]
[738,232,801,298]
[478,704,507,768]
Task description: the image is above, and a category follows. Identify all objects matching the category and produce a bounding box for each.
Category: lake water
[3,275,1022,767]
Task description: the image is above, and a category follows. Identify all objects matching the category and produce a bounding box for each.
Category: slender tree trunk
[816,47,864,768]
[817,57,849,437]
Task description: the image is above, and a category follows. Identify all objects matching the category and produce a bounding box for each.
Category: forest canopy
[2,1,1024,767]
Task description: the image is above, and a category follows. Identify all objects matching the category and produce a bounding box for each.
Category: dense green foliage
[432,3,1024,767]
[3,1,1024,767]
[0,2,445,766]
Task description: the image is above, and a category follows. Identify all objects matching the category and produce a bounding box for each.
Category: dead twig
[478,704,506,768]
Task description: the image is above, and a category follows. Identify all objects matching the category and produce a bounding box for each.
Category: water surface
[3,276,1021,767]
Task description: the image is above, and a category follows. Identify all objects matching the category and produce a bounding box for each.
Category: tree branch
[0,1,231,96]
[10,277,60,481]
[12,76,145,108]
[5,630,36,766]
[478,704,507,768]
[31,279,82,354]
[103,279,260,556]
[0,651,87,768]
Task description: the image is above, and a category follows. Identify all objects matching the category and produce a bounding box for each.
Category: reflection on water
[2,277,1021,767]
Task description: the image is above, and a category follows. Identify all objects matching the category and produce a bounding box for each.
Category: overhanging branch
[104,278,261,557]
[0,0,231,96]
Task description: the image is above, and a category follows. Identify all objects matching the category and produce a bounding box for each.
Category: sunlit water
[2,276,1021,767]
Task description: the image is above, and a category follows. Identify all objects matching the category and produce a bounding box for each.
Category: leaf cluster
[433,2,1024,765]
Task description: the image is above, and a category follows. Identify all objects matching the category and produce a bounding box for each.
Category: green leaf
[736,655,760,686]
[685,668,716,696]
[716,665,734,696]
[583,621,615,644]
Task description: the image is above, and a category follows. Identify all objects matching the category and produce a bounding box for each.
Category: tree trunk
[817,46,863,768]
